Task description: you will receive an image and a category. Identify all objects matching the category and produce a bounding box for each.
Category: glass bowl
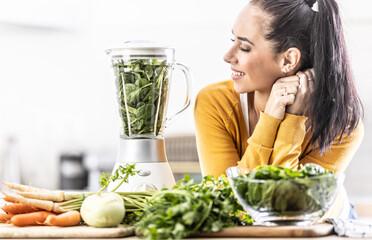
[226,166,344,226]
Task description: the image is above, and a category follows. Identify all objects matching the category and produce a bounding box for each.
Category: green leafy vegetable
[99,163,140,192]
[113,59,170,138]
[230,164,338,217]
[135,174,253,239]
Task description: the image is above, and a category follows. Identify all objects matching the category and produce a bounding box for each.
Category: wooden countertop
[123,237,357,240]
[0,234,363,240]
[0,236,358,240]
[1,195,371,239]
[0,223,369,239]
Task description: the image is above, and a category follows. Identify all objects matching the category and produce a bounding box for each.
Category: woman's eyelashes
[230,38,251,52]
[239,46,251,52]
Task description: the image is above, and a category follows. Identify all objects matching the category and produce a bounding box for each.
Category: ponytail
[251,0,363,153]
[309,0,362,152]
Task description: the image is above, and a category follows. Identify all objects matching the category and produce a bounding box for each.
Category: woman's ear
[280,47,301,75]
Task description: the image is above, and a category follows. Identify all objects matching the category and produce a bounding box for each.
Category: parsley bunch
[135,174,253,239]
[99,163,140,192]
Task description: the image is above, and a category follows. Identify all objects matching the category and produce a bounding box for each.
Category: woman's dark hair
[250,0,363,153]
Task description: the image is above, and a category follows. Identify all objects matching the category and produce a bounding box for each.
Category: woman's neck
[249,90,270,115]
[247,90,270,135]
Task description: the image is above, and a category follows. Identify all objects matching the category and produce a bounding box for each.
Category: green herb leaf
[98,163,140,192]
[135,174,253,239]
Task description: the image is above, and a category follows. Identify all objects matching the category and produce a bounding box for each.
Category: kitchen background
[0,0,371,202]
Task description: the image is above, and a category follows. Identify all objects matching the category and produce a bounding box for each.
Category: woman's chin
[233,82,248,94]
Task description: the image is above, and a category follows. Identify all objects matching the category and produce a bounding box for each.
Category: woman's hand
[286,69,314,116]
[264,75,300,120]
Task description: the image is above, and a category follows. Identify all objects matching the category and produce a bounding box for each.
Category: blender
[106,41,192,192]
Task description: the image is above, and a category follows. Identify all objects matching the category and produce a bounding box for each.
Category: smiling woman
[194,0,364,219]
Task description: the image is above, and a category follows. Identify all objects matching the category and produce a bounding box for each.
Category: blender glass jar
[107,41,192,140]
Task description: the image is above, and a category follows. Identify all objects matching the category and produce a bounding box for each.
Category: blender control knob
[138,169,151,177]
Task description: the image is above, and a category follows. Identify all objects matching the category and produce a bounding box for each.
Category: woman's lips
[231,69,245,80]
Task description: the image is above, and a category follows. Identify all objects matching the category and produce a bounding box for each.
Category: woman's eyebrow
[232,30,255,46]
[237,36,255,46]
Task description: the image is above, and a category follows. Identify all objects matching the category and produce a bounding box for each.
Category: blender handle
[165,63,193,126]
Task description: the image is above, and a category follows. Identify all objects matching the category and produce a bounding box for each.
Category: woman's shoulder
[202,79,235,91]
[347,118,364,143]
[334,118,364,147]
[195,80,239,105]
[194,80,243,130]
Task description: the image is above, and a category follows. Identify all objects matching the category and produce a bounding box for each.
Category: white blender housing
[106,41,193,192]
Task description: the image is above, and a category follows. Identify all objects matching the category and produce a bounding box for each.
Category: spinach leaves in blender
[113,59,169,137]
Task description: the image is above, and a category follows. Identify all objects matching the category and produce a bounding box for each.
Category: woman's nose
[223,46,237,64]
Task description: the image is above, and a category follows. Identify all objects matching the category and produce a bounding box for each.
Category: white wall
[0,0,371,198]
[340,1,372,199]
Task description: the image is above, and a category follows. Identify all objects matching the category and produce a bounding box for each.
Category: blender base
[107,162,176,192]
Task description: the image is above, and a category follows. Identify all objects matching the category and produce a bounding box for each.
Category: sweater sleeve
[194,87,241,177]
[194,83,282,176]
[299,119,364,173]
[194,81,364,177]
[269,114,364,173]
[269,113,308,168]
[237,112,281,169]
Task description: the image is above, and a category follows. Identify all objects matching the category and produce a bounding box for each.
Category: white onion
[81,192,125,227]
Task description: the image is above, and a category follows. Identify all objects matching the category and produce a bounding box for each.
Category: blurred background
[0,0,371,204]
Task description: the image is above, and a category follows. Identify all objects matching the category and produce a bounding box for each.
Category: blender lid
[106,40,175,60]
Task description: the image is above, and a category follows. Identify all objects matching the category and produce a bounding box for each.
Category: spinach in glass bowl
[226,164,344,226]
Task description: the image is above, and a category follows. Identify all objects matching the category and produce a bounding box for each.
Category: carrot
[1,203,40,214]
[0,213,14,223]
[2,197,16,203]
[44,210,81,227]
[11,211,55,227]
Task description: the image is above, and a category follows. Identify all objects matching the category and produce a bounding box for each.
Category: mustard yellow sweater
[194,80,364,218]
[194,80,364,177]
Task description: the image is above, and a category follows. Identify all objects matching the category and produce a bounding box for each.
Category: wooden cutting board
[0,223,334,238]
[0,224,134,238]
[195,223,334,237]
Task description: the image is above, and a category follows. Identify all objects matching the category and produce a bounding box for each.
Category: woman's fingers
[296,71,309,89]
[308,78,314,92]
[304,68,315,92]
[304,68,315,79]
[264,73,305,120]
[299,69,315,93]
[286,69,315,116]
[285,85,299,95]
[274,82,299,96]
[275,88,297,107]
[282,91,296,105]
[275,75,300,83]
